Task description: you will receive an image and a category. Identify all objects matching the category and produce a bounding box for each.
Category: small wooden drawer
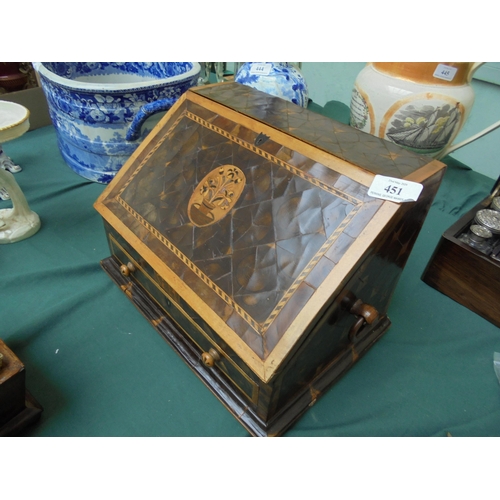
[107,230,260,405]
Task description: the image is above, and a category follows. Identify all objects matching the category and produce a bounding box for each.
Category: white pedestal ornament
[0,101,41,244]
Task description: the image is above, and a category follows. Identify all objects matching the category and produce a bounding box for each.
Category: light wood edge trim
[188,91,375,187]
[262,200,400,381]
[94,92,190,207]
[403,158,446,183]
[95,204,268,381]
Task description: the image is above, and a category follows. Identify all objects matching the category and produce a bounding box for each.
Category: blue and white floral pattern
[235,63,309,108]
[41,63,196,91]
[34,62,200,184]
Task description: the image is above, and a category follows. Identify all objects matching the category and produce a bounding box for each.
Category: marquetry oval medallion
[188,165,246,227]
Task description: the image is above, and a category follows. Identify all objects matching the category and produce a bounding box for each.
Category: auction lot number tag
[368,175,423,202]
[250,63,273,75]
[433,64,458,82]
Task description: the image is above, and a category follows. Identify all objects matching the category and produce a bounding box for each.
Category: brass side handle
[120,261,136,276]
[201,348,221,367]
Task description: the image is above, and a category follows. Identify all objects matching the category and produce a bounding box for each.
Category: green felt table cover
[1,107,500,437]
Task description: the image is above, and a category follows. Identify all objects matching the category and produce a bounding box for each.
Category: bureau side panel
[265,167,446,422]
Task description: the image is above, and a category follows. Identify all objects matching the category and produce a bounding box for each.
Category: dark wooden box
[94,82,445,436]
[0,339,43,436]
[422,177,500,328]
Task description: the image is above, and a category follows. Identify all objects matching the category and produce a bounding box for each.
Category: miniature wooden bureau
[94,82,445,436]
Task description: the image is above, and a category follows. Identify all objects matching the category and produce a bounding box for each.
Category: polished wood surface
[95,82,446,435]
[195,83,434,179]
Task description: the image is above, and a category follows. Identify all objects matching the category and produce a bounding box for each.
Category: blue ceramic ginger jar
[235,62,309,108]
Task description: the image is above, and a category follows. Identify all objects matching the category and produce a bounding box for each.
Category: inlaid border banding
[117,109,365,336]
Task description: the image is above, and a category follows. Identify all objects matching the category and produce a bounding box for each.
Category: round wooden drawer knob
[348,300,380,341]
[120,262,136,276]
[201,348,220,367]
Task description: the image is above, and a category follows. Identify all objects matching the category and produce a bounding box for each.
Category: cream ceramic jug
[350,62,500,159]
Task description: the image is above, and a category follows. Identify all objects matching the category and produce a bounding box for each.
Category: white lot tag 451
[368,175,423,203]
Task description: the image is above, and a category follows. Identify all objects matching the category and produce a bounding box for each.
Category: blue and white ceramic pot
[235,62,309,108]
[33,62,200,183]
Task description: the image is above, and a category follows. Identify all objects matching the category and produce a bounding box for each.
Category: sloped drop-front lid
[95,83,438,381]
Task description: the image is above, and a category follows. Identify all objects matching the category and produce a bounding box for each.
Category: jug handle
[435,62,498,159]
[126,98,177,141]
[436,118,500,160]
[468,62,485,82]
